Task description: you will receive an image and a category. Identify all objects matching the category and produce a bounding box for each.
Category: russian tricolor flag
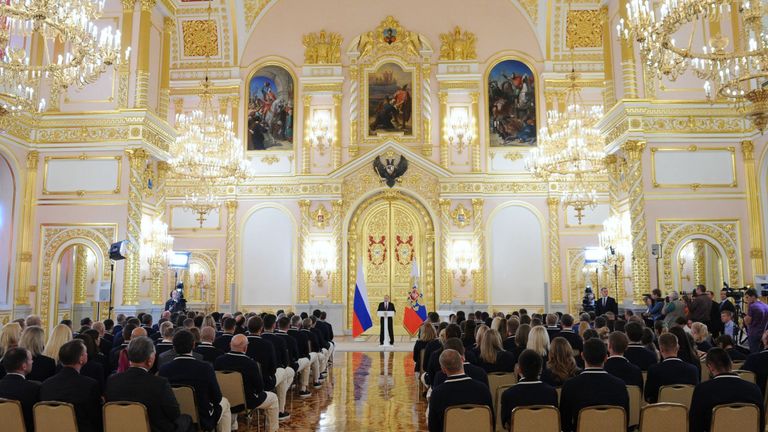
[352,260,373,337]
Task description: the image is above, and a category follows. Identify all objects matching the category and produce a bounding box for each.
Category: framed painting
[246,65,295,151]
[487,59,537,146]
[367,62,413,136]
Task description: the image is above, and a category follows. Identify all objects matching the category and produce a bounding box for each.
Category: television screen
[169,251,191,269]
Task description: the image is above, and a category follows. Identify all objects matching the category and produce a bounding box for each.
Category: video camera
[722,282,746,300]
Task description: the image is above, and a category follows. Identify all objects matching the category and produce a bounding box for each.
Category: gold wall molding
[623,140,650,303]
[186,250,219,308]
[519,0,539,24]
[566,9,603,49]
[224,200,238,305]
[38,225,116,330]
[15,151,38,306]
[471,198,486,303]
[182,19,219,57]
[657,220,742,291]
[331,200,343,304]
[42,155,122,196]
[650,146,737,190]
[73,245,88,304]
[439,198,452,303]
[298,200,311,303]
[440,181,548,195]
[547,197,563,303]
[303,30,342,64]
[450,203,472,228]
[740,140,765,274]
[438,26,477,61]
[123,149,147,306]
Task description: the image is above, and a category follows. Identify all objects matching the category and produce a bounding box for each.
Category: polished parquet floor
[261,350,428,432]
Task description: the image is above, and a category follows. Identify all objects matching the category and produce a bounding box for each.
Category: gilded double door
[349,195,434,336]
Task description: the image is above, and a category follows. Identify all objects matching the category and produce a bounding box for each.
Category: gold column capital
[121,0,136,11]
[163,16,175,32]
[226,200,238,211]
[622,140,646,160]
[546,196,560,208]
[471,198,484,212]
[126,148,148,164]
[140,0,156,12]
[26,150,39,169]
[741,140,755,161]
[298,199,311,210]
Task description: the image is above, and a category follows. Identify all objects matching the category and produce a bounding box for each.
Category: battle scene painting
[247,65,294,151]
[487,59,536,146]
[368,63,413,136]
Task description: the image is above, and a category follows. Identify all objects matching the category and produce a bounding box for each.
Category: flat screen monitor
[169,251,191,269]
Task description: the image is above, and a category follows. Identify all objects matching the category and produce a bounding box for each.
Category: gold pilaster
[14,151,38,306]
[471,198,486,303]
[298,200,311,303]
[422,63,432,157]
[134,0,156,109]
[601,5,616,108]
[151,162,169,305]
[224,200,237,305]
[331,200,343,303]
[693,241,706,286]
[470,92,481,173]
[74,245,88,304]
[741,140,765,275]
[158,17,174,118]
[623,140,650,302]
[605,154,625,304]
[229,95,240,132]
[332,94,342,170]
[547,197,563,303]
[118,1,134,108]
[124,148,148,306]
[302,95,312,174]
[438,92,449,169]
[618,0,638,98]
[439,198,452,303]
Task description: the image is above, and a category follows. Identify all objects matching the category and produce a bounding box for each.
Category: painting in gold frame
[246,65,295,151]
[367,62,413,136]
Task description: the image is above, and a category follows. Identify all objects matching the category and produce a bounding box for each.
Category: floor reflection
[276,351,428,432]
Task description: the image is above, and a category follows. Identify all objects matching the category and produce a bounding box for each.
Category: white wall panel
[652,148,736,187]
[564,203,610,228]
[240,207,295,306]
[43,158,121,195]
[0,156,15,305]
[170,206,221,230]
[489,204,546,306]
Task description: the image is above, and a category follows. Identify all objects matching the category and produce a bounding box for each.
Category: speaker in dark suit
[427,349,492,432]
[0,348,40,432]
[377,297,396,345]
[595,288,619,316]
[40,367,101,432]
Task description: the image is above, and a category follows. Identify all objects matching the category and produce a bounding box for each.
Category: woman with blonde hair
[477,328,515,373]
[526,326,551,359]
[0,322,22,357]
[543,337,580,386]
[43,323,73,362]
[202,315,216,329]
[19,326,56,381]
[472,324,489,358]
[690,322,712,353]
[577,321,590,338]
[413,321,436,372]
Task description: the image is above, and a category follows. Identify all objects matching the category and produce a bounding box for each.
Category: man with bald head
[215,334,279,432]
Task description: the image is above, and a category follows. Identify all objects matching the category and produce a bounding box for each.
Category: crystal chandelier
[0,0,127,115]
[599,213,632,256]
[140,216,174,280]
[561,178,599,224]
[618,0,768,131]
[183,189,219,228]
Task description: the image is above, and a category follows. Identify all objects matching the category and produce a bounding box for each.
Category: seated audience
[18,326,56,383]
[431,338,488,389]
[526,326,550,360]
[159,329,233,432]
[0,348,40,432]
[544,314,561,341]
[413,322,437,372]
[105,336,192,432]
[500,348,558,430]
[555,314,583,353]
[195,326,225,364]
[641,327,660,362]
[559,338,629,432]
[669,326,701,373]
[644,332,698,403]
[74,332,106,393]
[503,318,519,352]
[623,321,658,371]
[213,318,236,353]
[476,329,515,373]
[155,322,175,356]
[0,323,22,359]
[715,335,748,361]
[246,316,293,421]
[542,337,580,387]
[690,322,712,353]
[427,349,492,432]
[604,331,643,387]
[214,335,279,432]
[742,329,768,394]
[40,340,101,432]
[423,324,463,386]
[689,348,764,432]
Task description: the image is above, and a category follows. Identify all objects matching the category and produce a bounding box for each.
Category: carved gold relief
[623,141,650,304]
[303,30,342,64]
[450,204,472,228]
[312,204,331,229]
[547,197,563,303]
[439,27,477,61]
[182,19,219,57]
[566,9,603,49]
[471,198,486,303]
[260,155,280,165]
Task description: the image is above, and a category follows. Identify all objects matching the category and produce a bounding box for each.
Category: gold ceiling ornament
[450,203,472,228]
[355,16,424,61]
[438,26,477,61]
[311,203,331,229]
[566,9,603,49]
[618,0,768,132]
[303,30,342,64]
[182,19,219,57]
[0,0,129,115]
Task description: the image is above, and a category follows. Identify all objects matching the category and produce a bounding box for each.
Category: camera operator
[743,288,768,353]
[582,287,595,313]
[687,285,713,331]
[164,284,187,314]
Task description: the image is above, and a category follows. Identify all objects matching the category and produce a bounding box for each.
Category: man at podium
[377,295,396,345]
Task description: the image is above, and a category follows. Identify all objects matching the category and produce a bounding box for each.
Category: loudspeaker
[651,243,662,258]
[95,282,112,302]
[109,240,128,261]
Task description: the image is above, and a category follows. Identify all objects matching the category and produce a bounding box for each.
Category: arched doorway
[54,243,101,325]
[347,190,435,336]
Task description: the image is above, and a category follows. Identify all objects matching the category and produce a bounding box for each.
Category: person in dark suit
[604,331,643,388]
[40,340,101,432]
[427,349,493,432]
[595,287,619,317]
[423,324,463,387]
[195,327,225,364]
[105,336,192,432]
[624,321,658,371]
[164,289,187,314]
[690,347,765,432]
[377,296,396,345]
[430,338,488,389]
[500,349,558,430]
[213,317,236,353]
[214,335,279,432]
[275,316,312,397]
[644,333,699,403]
[544,314,562,341]
[743,329,768,395]
[0,348,40,432]
[560,338,629,432]
[158,330,232,432]
[155,322,176,357]
[246,316,293,421]
[716,335,749,361]
[554,314,583,353]
[156,345,203,369]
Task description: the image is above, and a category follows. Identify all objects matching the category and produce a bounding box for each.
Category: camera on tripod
[722,282,746,300]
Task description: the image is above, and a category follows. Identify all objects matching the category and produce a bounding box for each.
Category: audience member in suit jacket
[213,317,237,353]
[595,287,619,317]
[26,354,56,383]
[555,314,584,353]
[431,338,488,389]
[423,324,463,386]
[560,339,629,432]
[743,330,768,394]
[40,340,102,432]
[427,349,493,432]
[0,348,41,432]
[104,337,192,432]
[158,330,231,432]
[604,332,643,388]
[500,349,558,430]
[624,321,659,371]
[196,328,225,364]
[644,333,699,403]
[690,348,765,432]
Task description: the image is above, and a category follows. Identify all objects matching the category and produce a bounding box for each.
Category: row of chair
[444,402,761,432]
[0,370,261,432]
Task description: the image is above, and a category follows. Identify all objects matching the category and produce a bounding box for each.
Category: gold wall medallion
[566,9,603,49]
[181,19,219,57]
[312,203,331,229]
[438,26,477,61]
[450,203,472,228]
[302,30,342,64]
